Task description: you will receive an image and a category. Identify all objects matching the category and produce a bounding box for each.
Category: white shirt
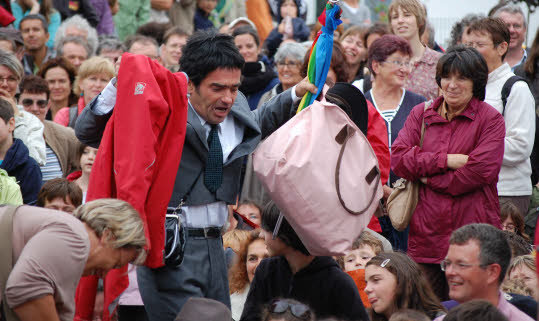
[484,63,535,196]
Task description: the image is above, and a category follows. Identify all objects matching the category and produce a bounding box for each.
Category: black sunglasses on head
[270,299,312,320]
[21,98,48,108]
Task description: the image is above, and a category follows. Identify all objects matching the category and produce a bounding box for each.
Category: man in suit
[75,29,316,321]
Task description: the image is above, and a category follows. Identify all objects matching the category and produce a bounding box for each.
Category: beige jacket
[43,120,81,176]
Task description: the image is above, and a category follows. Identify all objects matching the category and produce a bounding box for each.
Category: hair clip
[381,259,390,268]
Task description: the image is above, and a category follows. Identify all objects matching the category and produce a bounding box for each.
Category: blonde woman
[507,255,537,299]
[53,56,114,128]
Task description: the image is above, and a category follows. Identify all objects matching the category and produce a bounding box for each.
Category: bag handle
[334,125,380,215]
[419,100,432,148]
[0,205,23,321]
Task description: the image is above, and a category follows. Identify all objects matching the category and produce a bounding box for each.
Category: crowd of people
[0,0,538,320]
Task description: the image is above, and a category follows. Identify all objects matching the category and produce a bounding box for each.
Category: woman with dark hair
[240,201,368,321]
[233,25,279,110]
[391,45,506,300]
[301,41,350,86]
[228,229,268,321]
[365,252,446,321]
[339,25,368,82]
[500,200,529,241]
[11,0,61,49]
[38,57,77,120]
[363,34,426,251]
[263,0,309,59]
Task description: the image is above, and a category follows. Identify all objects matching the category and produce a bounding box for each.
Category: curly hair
[228,229,264,294]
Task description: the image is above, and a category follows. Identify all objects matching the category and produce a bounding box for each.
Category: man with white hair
[54,15,99,56]
[493,4,528,70]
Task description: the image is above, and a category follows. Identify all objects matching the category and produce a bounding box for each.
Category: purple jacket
[90,0,115,35]
[391,96,505,263]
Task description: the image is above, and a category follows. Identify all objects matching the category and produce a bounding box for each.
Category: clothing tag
[134,82,147,95]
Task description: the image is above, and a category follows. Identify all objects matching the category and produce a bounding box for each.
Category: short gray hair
[56,35,91,57]
[73,198,148,265]
[54,15,99,55]
[274,42,308,64]
[0,49,23,81]
[449,223,511,284]
[97,36,126,55]
[493,3,527,29]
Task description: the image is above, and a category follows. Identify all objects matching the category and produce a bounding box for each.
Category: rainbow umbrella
[297,0,342,113]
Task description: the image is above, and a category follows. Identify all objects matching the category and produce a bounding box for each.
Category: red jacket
[392,97,505,264]
[74,53,188,321]
[0,5,14,26]
[366,100,389,233]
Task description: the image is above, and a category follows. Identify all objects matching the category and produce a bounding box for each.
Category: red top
[53,96,85,127]
[392,97,505,263]
[74,53,188,321]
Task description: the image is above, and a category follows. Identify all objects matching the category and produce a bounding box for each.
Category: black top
[240,256,369,321]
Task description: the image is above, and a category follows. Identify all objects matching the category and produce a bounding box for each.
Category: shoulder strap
[68,106,78,128]
[419,100,432,148]
[501,75,528,116]
[0,205,22,321]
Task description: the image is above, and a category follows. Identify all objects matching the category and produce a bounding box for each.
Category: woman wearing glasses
[364,252,445,321]
[364,34,426,252]
[391,46,506,300]
[0,50,46,166]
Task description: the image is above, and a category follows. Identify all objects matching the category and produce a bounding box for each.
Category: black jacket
[52,0,99,27]
[240,256,368,321]
[0,138,42,204]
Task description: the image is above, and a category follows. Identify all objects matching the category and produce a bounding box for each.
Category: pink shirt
[53,96,85,127]
[405,47,442,101]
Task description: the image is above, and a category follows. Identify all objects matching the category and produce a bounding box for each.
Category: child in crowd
[0,98,42,204]
[264,0,309,59]
[194,0,217,31]
[236,199,263,227]
[337,230,383,308]
[36,177,83,213]
[501,200,530,241]
[67,144,97,203]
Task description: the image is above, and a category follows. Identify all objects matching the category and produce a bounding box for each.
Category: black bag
[164,205,187,268]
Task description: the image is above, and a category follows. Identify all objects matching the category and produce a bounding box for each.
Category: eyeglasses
[464,41,495,49]
[502,223,515,231]
[21,98,48,108]
[440,259,487,272]
[0,76,18,85]
[270,299,312,320]
[382,60,412,69]
[277,61,301,68]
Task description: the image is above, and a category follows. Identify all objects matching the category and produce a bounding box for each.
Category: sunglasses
[21,98,48,108]
[270,299,312,320]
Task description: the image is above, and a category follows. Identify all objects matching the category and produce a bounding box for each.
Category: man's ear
[7,117,15,132]
[497,41,508,58]
[99,228,116,245]
[187,79,195,95]
[486,263,502,286]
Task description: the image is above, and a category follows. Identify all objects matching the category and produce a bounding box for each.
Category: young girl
[264,0,309,59]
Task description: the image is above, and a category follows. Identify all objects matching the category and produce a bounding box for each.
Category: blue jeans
[137,236,230,321]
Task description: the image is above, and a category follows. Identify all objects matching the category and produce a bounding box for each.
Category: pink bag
[253,100,383,256]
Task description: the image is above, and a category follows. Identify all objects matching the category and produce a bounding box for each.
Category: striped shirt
[369,88,406,150]
[40,146,63,182]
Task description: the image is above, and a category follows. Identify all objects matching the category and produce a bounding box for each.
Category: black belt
[187,227,222,238]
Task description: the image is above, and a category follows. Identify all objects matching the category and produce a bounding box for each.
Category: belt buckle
[203,227,211,238]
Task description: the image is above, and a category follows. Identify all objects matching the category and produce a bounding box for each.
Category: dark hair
[435,45,488,101]
[0,98,14,124]
[17,0,54,23]
[20,14,49,32]
[136,22,171,45]
[19,75,50,99]
[448,14,485,49]
[367,35,412,77]
[388,309,430,321]
[261,298,315,321]
[524,29,538,78]
[36,178,83,208]
[261,201,309,256]
[232,25,260,48]
[444,300,508,321]
[276,0,301,22]
[500,200,529,240]
[449,223,512,284]
[502,230,533,257]
[366,252,445,321]
[466,18,510,60]
[37,57,78,106]
[363,22,390,48]
[180,30,244,87]
[163,26,191,45]
[301,42,349,84]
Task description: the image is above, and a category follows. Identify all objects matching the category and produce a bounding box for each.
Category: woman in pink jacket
[391,46,505,300]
